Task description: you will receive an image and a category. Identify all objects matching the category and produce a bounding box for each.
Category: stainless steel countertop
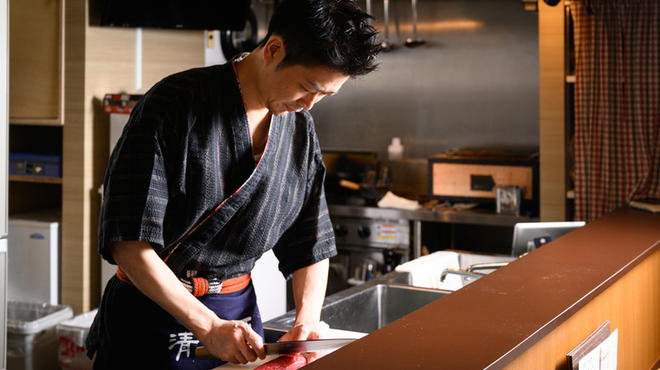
[328,204,538,227]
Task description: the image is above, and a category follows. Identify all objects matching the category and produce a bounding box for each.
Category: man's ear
[262,35,285,67]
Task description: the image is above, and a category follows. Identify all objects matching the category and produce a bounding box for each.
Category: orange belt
[116,267,251,297]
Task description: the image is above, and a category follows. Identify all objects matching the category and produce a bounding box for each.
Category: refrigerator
[1,0,9,368]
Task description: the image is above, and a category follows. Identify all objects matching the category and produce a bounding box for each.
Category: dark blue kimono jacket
[99,61,337,289]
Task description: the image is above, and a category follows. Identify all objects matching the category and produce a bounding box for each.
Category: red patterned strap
[116,267,250,297]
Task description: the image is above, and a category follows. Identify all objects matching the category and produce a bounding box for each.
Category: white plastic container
[7,301,74,370]
[8,208,61,305]
[387,137,404,160]
[56,309,97,370]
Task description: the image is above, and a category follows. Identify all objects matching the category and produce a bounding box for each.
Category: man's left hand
[279,321,327,363]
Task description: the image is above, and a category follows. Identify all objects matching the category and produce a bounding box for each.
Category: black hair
[260,0,381,77]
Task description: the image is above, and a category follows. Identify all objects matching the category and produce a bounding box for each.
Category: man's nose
[298,93,323,111]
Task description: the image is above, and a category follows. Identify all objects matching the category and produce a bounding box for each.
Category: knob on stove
[334,224,348,237]
[357,226,371,239]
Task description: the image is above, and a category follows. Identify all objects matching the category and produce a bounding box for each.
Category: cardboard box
[428,151,539,215]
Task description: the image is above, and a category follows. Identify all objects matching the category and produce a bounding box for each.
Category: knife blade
[195,338,356,359]
[264,338,356,355]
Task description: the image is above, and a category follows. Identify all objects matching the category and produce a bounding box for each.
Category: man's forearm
[111,241,217,336]
[110,240,266,363]
[291,259,329,326]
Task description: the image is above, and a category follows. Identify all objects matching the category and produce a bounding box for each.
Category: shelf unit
[8,176,63,185]
[7,123,63,216]
[8,0,64,216]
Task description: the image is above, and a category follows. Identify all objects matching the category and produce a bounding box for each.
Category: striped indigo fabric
[99,62,337,286]
[571,0,660,222]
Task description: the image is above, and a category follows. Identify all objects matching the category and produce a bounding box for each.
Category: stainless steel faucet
[440,261,510,282]
[467,262,511,272]
[440,268,485,282]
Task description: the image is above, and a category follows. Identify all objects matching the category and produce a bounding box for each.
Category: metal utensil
[405,0,425,47]
[195,338,356,360]
[381,0,393,51]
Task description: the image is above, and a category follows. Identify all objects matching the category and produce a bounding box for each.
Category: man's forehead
[306,79,340,95]
[300,67,350,95]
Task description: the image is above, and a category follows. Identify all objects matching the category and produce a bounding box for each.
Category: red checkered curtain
[571,0,660,222]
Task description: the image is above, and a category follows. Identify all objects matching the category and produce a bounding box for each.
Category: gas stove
[326,206,411,295]
[332,215,410,251]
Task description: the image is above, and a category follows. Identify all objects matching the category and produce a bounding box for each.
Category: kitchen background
[206,0,541,205]
[224,0,540,161]
[313,0,539,160]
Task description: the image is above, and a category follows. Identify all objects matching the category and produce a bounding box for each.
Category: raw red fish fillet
[254,354,307,370]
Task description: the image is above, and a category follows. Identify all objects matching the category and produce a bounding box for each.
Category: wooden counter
[305,206,660,369]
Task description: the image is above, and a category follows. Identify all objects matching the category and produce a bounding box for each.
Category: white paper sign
[578,346,600,370]
[600,329,618,370]
[577,328,618,370]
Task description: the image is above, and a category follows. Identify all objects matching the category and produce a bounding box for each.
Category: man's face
[260,62,350,116]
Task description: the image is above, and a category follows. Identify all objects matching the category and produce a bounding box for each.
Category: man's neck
[234,51,271,148]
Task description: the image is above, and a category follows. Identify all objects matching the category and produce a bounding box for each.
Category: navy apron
[87,276,264,370]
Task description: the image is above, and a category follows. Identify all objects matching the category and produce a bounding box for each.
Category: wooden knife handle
[339,179,361,191]
[195,346,215,360]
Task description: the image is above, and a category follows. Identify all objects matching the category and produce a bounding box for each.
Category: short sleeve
[97,92,181,264]
[272,145,338,278]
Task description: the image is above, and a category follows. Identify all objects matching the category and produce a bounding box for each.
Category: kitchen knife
[195,338,356,359]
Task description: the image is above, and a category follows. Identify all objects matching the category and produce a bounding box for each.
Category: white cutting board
[214,354,277,370]
[213,329,367,369]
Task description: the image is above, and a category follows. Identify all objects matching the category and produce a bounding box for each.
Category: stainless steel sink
[319,284,449,333]
[264,275,450,337]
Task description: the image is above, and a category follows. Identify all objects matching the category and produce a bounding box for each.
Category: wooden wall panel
[142,29,205,90]
[62,0,89,313]
[538,1,566,221]
[9,0,61,121]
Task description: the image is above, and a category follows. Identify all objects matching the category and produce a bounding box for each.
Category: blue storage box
[9,153,62,178]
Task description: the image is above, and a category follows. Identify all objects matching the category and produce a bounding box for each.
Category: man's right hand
[111,241,266,364]
[197,319,266,364]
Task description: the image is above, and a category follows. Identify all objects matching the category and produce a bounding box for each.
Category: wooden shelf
[9,118,63,127]
[9,175,63,184]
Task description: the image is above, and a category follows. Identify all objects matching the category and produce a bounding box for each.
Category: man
[85,0,381,368]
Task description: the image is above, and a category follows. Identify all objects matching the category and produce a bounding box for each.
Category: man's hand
[285,259,331,363]
[197,319,266,364]
[111,241,266,364]
[279,321,326,363]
